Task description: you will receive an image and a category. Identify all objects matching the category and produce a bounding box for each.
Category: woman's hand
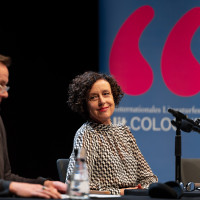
[120,184,142,195]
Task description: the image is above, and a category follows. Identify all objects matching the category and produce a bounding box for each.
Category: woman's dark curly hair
[67,71,124,119]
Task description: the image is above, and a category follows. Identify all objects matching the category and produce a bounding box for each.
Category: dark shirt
[0,116,46,196]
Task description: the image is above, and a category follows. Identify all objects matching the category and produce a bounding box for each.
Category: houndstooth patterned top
[66,121,158,194]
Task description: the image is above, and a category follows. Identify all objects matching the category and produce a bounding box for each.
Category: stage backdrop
[99,0,200,183]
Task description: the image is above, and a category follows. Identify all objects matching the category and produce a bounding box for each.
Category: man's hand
[9,182,61,199]
[44,180,67,193]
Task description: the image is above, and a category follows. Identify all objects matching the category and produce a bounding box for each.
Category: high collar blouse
[66,121,158,195]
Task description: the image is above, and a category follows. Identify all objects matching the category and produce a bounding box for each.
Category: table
[1,189,200,200]
[1,194,200,200]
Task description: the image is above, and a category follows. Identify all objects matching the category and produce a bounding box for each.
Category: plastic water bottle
[69,148,89,199]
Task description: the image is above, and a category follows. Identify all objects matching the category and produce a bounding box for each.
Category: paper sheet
[61,194,121,199]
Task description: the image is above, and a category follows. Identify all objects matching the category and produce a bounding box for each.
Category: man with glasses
[0,54,67,198]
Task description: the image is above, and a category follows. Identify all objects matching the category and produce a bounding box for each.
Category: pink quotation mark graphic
[161,7,200,97]
[109,5,154,96]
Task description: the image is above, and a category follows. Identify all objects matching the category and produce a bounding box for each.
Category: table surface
[0,197,200,200]
[1,190,200,200]
[1,194,200,200]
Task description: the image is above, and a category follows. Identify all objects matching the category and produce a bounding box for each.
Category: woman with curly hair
[66,71,158,195]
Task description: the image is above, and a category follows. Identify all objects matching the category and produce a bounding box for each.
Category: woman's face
[87,79,115,125]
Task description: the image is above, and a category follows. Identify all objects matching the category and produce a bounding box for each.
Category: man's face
[0,62,9,103]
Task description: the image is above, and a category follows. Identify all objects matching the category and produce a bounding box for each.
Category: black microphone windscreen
[179,120,193,132]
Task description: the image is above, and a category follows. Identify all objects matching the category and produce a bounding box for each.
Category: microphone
[191,124,200,133]
[168,108,187,120]
[168,108,200,134]
[171,119,192,132]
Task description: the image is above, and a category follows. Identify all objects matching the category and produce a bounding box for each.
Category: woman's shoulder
[113,123,130,131]
[73,123,90,146]
[75,121,94,134]
[75,122,88,133]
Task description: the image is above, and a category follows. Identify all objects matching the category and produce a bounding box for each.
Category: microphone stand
[174,117,182,183]
[168,108,185,183]
[168,108,200,183]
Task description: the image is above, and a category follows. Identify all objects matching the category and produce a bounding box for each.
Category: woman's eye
[89,95,98,101]
[103,92,110,96]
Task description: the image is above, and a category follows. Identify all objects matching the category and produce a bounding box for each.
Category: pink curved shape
[109,5,154,96]
[161,7,200,97]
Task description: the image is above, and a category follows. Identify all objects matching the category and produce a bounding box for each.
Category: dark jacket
[0,116,46,196]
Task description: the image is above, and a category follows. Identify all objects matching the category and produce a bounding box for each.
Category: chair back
[181,158,200,184]
[56,158,69,183]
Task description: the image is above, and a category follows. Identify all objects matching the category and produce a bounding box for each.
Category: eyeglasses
[0,84,10,94]
[179,182,200,192]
